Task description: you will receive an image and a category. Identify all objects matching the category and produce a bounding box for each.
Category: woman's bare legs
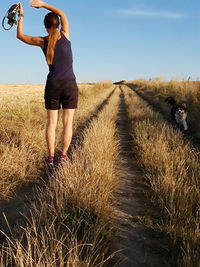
[62,109,75,155]
[46,109,59,157]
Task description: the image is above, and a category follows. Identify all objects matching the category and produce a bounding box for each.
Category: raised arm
[17,3,44,47]
[30,0,70,40]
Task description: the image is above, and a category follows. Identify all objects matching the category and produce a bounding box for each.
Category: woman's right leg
[61,109,75,156]
[46,109,59,157]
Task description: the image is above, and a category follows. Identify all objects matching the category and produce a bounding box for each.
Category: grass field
[123,84,200,266]
[0,82,199,266]
[0,82,121,266]
[0,82,114,199]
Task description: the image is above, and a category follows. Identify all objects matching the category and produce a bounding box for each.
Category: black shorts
[44,79,79,110]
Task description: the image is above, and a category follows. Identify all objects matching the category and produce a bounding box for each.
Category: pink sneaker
[45,156,54,166]
[60,154,70,163]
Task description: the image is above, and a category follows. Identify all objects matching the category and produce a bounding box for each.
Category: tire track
[115,86,171,267]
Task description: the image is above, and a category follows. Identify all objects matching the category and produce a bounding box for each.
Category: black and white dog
[165,97,188,131]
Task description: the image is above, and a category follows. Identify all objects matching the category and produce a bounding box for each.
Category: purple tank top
[43,33,76,81]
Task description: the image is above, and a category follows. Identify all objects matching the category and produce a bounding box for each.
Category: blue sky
[0,0,200,83]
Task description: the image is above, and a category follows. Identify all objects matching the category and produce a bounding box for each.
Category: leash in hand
[2,4,21,31]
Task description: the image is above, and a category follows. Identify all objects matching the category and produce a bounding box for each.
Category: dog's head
[175,104,187,117]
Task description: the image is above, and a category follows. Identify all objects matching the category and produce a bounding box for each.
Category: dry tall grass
[0,86,120,266]
[0,83,114,199]
[123,85,200,266]
[127,79,200,139]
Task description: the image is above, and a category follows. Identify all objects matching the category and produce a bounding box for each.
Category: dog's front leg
[182,120,188,131]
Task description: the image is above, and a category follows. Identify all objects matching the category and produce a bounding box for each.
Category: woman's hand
[30,0,44,8]
[17,3,24,16]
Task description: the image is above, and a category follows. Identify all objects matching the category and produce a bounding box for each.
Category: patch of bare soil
[114,87,174,267]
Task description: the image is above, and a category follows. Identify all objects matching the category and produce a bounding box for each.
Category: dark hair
[44,12,60,65]
[44,12,60,29]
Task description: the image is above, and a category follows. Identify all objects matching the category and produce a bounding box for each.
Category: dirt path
[0,85,175,266]
[115,87,172,267]
[0,87,116,245]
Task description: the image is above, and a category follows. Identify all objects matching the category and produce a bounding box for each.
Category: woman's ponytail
[46,26,59,65]
[44,12,60,65]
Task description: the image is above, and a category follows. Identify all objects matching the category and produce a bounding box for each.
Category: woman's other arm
[17,3,44,47]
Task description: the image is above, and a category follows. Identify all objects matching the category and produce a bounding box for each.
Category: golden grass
[122,85,200,266]
[0,82,115,199]
[0,85,120,266]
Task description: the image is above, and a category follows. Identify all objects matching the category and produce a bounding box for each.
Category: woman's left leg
[61,109,75,155]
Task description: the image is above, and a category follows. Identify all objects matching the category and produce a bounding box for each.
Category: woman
[17,0,78,165]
